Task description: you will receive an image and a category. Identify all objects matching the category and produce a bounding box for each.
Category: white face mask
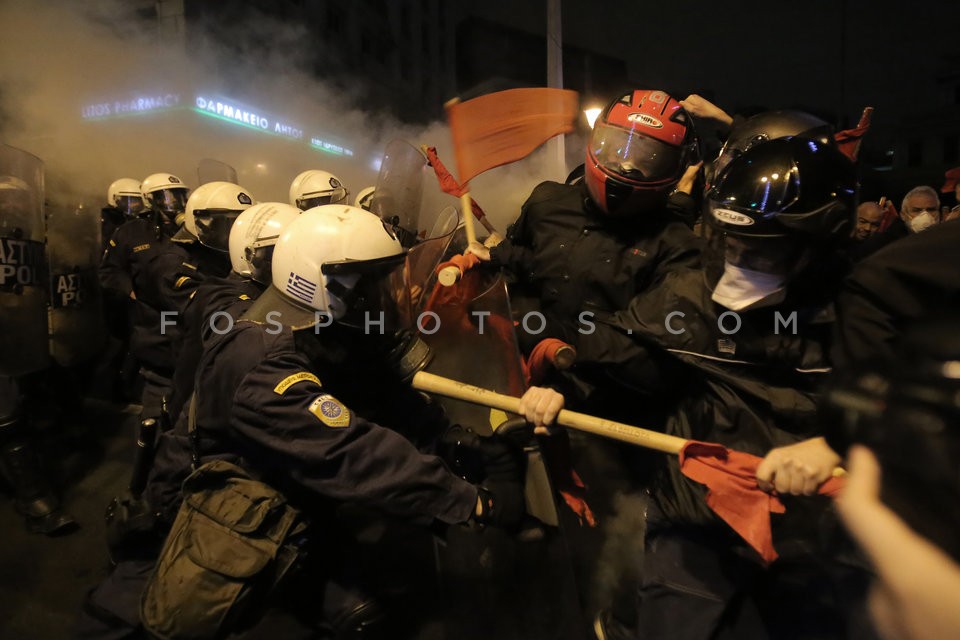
[711,262,787,311]
[907,211,937,233]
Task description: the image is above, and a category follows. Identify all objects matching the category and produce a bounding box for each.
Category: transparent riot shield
[0,144,50,376]
[369,140,427,247]
[405,205,461,314]
[197,158,238,185]
[417,226,586,639]
[46,201,105,366]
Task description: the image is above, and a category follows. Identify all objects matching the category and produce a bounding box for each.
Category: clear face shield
[296,187,348,211]
[150,187,189,220]
[192,209,243,251]
[590,123,683,183]
[116,195,145,218]
[321,254,412,333]
[244,239,277,285]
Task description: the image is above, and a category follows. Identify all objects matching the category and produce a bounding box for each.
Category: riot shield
[418,226,586,639]
[369,140,427,247]
[0,144,50,376]
[197,158,238,185]
[46,201,105,366]
[405,205,460,314]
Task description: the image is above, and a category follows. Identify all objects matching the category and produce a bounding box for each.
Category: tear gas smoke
[0,0,579,233]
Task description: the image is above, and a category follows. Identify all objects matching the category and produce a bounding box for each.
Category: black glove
[439,425,525,484]
[474,481,525,531]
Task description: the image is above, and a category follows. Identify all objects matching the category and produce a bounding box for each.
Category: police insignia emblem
[309,394,350,427]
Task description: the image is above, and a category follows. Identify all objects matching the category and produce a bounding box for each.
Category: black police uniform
[165,273,263,426]
[79,319,479,639]
[99,217,187,418]
[147,320,476,524]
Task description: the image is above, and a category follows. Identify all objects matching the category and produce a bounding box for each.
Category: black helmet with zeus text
[585,89,700,216]
[705,136,856,310]
[243,204,411,332]
[707,136,856,240]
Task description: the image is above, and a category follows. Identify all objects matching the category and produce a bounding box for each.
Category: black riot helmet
[708,110,835,189]
[820,316,960,562]
[706,136,857,241]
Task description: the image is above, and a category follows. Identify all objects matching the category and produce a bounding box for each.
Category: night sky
[463,0,960,128]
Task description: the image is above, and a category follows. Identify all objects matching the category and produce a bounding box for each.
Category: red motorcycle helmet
[585,89,699,216]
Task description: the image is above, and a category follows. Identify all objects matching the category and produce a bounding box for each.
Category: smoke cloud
[0,0,574,232]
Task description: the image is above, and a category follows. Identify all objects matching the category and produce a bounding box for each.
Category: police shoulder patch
[308,394,351,428]
[273,371,322,395]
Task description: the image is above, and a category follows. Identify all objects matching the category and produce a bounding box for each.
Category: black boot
[0,434,77,535]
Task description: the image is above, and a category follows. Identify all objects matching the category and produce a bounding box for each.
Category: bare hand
[837,446,960,640]
[518,386,564,435]
[129,291,137,300]
[680,94,734,128]
[756,437,841,495]
[676,162,703,196]
[466,241,491,262]
[483,232,504,248]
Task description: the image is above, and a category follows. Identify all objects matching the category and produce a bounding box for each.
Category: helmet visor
[321,254,412,332]
[193,209,242,251]
[151,188,189,214]
[116,195,145,217]
[297,188,348,210]
[716,234,806,275]
[245,243,276,284]
[590,123,682,183]
[708,159,800,219]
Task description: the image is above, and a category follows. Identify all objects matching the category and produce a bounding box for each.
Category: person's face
[855,203,884,240]
[902,193,940,223]
[723,236,798,275]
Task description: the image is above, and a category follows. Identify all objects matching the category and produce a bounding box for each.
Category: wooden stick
[412,371,687,454]
[460,192,478,246]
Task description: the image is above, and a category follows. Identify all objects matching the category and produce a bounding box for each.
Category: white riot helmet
[289,170,349,210]
[228,202,301,284]
[245,204,409,331]
[354,186,376,210]
[175,181,255,251]
[107,178,146,218]
[141,173,190,220]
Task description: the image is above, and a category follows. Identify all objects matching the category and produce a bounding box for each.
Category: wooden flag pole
[460,192,478,246]
[412,371,687,454]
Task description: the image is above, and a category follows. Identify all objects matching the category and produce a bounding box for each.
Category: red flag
[422,145,490,224]
[446,88,579,184]
[942,167,960,194]
[834,107,873,162]
[680,441,843,564]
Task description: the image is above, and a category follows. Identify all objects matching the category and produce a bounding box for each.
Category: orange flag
[446,87,579,184]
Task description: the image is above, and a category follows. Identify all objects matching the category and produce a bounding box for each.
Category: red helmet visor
[590,123,683,184]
